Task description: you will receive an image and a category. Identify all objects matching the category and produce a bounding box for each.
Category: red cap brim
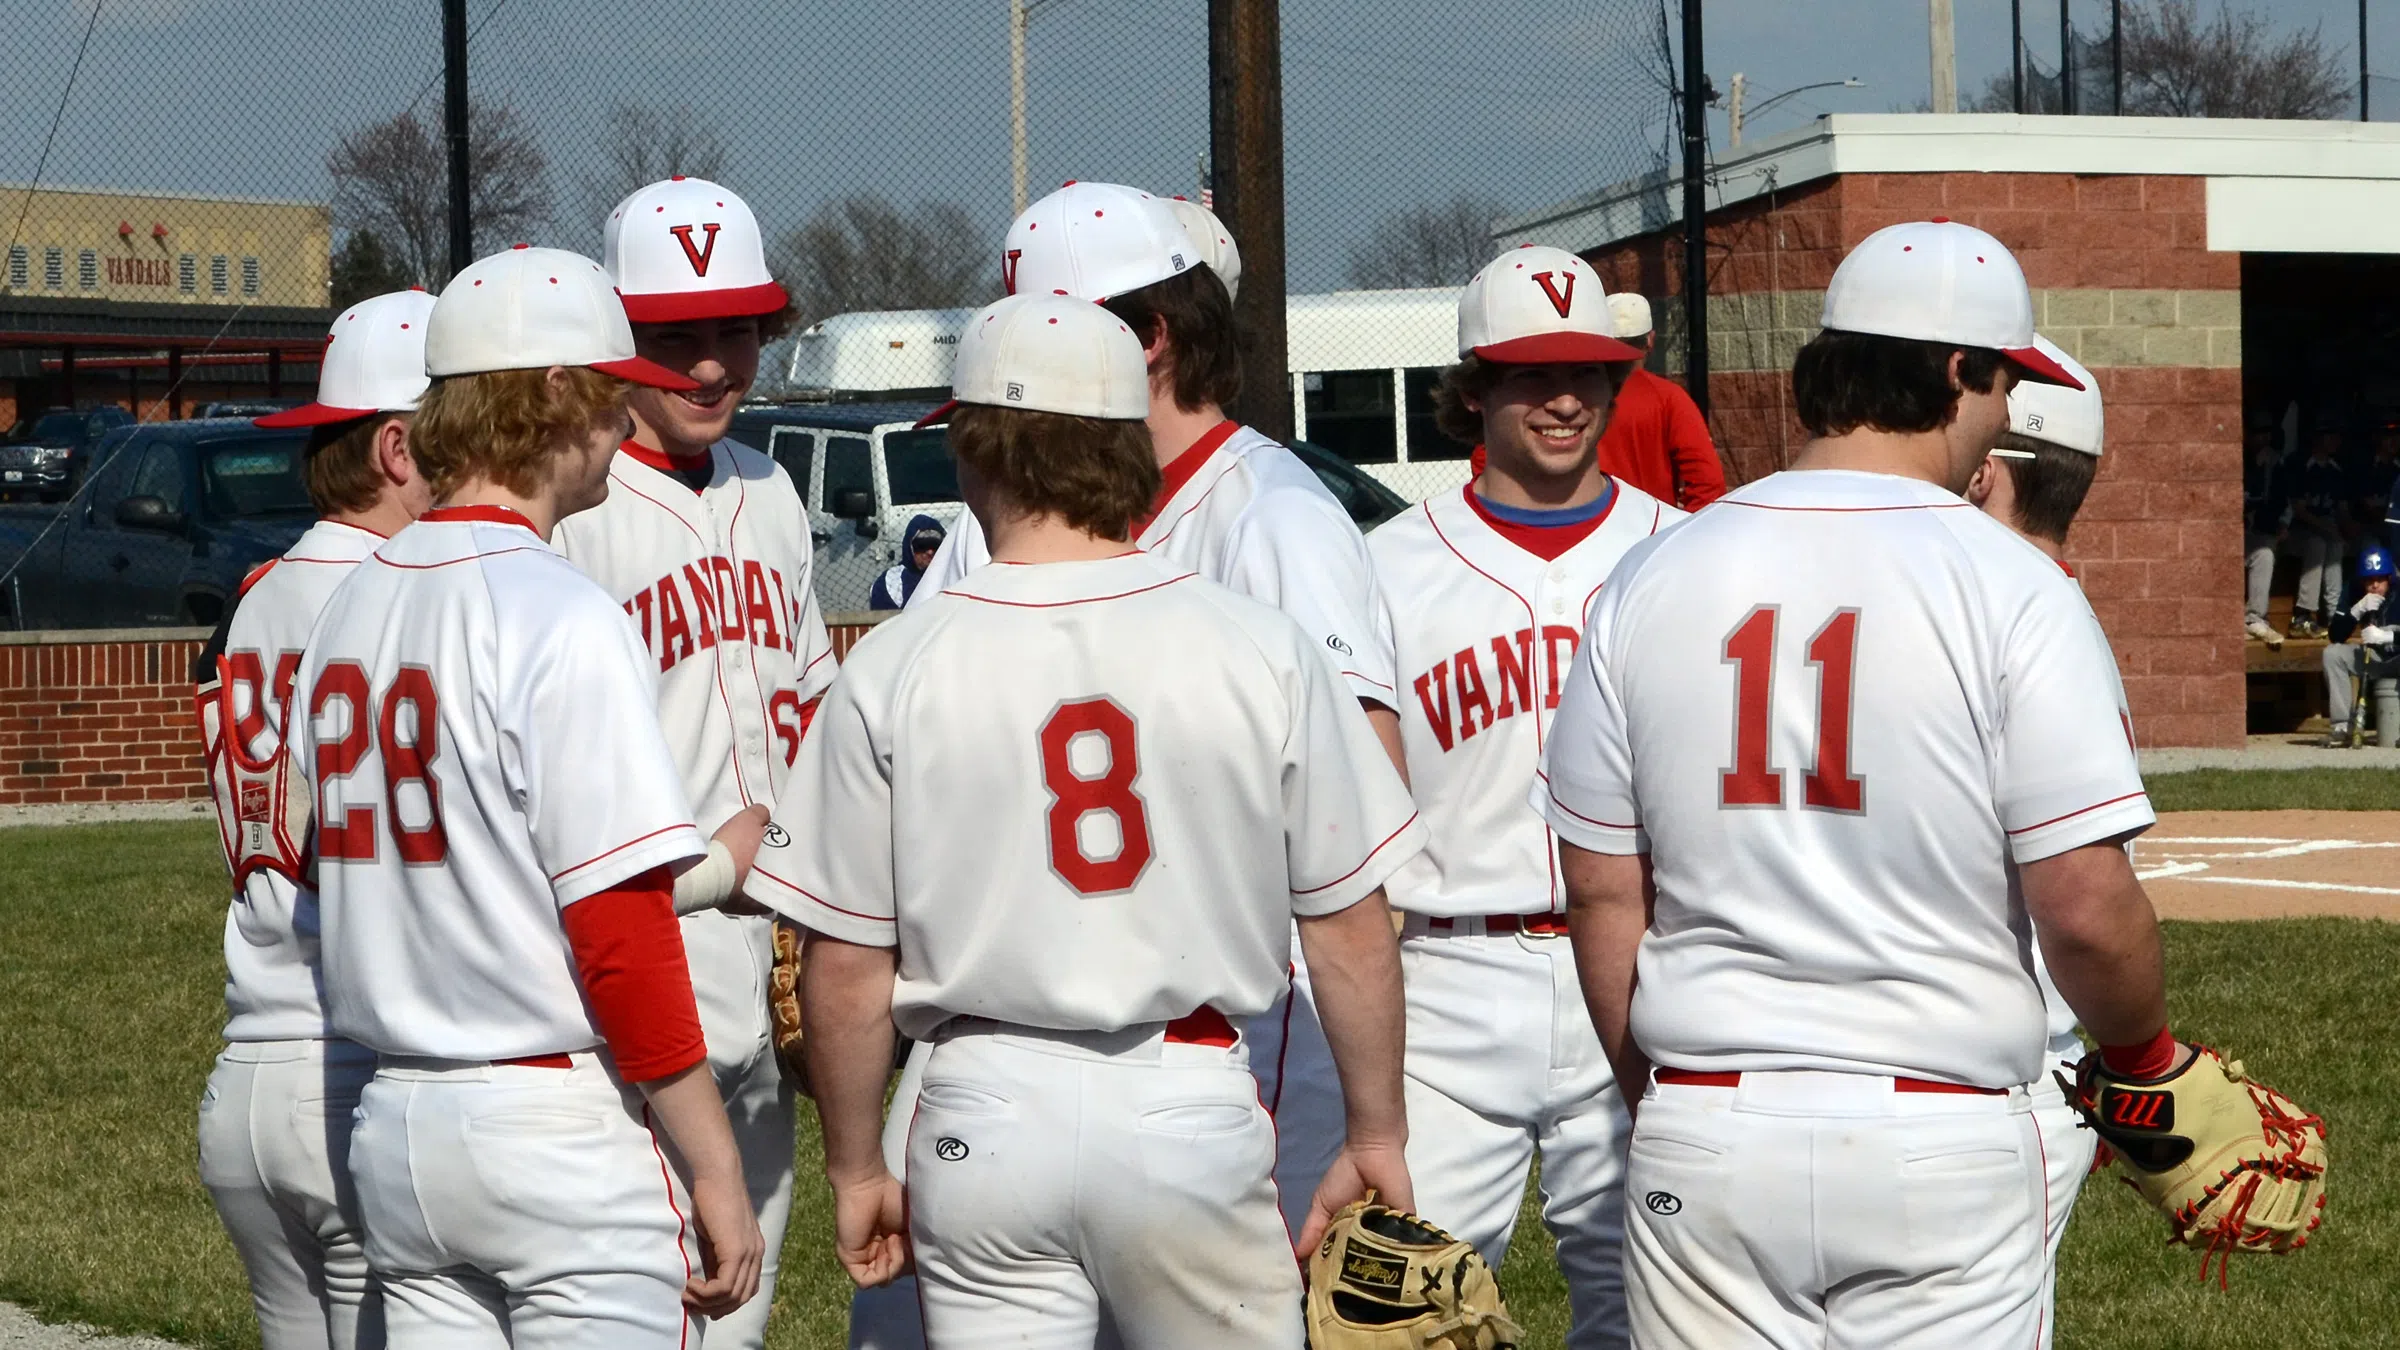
[913,401,958,429]
[254,403,380,429]
[592,355,702,391]
[2002,344,2086,390]
[619,281,791,324]
[1472,331,1645,365]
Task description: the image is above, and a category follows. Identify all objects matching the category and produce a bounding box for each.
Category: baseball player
[296,245,763,1346]
[1541,220,2188,1347]
[749,291,1422,1349]
[1966,335,2116,1348]
[193,288,436,1350]
[1367,245,1679,1350]
[551,176,834,1349]
[1594,293,1724,510]
[2321,547,2400,746]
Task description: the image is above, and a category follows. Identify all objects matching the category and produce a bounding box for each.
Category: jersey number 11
[1718,605,1864,813]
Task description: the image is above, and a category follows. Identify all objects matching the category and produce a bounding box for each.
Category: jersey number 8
[310,660,450,864]
[1039,697,1153,895]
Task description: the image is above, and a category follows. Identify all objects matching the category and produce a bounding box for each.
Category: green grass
[2145,768,2400,812]
[3,821,2392,1348]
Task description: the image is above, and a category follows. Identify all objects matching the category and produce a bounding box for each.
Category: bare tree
[1972,0,2348,119]
[581,102,731,225]
[1343,195,1509,290]
[327,101,552,288]
[329,229,415,311]
[772,196,995,323]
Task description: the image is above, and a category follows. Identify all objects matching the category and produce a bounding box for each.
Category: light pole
[1732,77,1864,145]
[1010,0,1067,215]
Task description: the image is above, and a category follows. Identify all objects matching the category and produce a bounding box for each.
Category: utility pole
[2363,0,2372,122]
[2059,0,2075,115]
[2112,0,2124,114]
[1930,0,1958,113]
[1681,0,1709,415]
[442,0,471,279]
[2012,0,2026,112]
[1010,0,1030,214]
[1727,72,1747,148]
[1209,0,1290,440]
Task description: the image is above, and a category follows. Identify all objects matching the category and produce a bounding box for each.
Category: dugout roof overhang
[1501,112,2400,257]
[0,293,332,353]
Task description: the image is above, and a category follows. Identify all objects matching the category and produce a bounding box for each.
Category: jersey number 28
[1719,605,1864,813]
[310,661,449,864]
[1039,698,1153,895]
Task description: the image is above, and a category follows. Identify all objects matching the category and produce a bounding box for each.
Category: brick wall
[1,619,889,808]
[1583,171,2245,747]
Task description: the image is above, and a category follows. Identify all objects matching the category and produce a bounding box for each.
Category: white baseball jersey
[910,422,1397,704]
[1538,470,2154,1088]
[1369,481,1681,918]
[212,520,386,1042]
[552,439,836,830]
[749,550,1424,1041]
[297,506,705,1060]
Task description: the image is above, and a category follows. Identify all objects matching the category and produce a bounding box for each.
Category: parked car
[722,403,1408,613]
[0,419,313,630]
[0,405,136,502]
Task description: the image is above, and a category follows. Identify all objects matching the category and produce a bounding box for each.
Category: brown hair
[1429,355,1501,445]
[1989,432,2100,545]
[409,367,629,499]
[947,403,1159,540]
[1099,264,1241,413]
[301,413,407,516]
[1792,329,2007,437]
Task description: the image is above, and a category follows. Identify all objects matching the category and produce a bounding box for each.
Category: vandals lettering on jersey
[1410,624,1580,752]
[623,556,802,673]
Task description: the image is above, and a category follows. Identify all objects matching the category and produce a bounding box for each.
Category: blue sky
[5,0,2388,290]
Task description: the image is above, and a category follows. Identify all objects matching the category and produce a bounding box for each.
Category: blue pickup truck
[0,418,314,630]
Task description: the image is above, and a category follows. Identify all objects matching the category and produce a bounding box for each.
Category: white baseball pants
[2027,1055,2099,1350]
[1399,919,1630,1349]
[903,1021,1302,1350]
[347,1052,704,1348]
[1624,1071,2046,1350]
[198,1038,380,1350]
[700,1035,795,1350]
[1242,940,1346,1238]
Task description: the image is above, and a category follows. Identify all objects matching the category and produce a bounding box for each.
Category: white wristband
[672,839,737,916]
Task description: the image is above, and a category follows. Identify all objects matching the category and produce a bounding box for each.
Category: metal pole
[2013,0,2025,112]
[1682,0,1709,415]
[1209,0,1290,440]
[1930,0,1958,114]
[2364,0,2372,121]
[1010,0,1030,215]
[442,0,472,279]
[2112,0,2123,114]
[1727,72,1746,148]
[2059,0,2074,115]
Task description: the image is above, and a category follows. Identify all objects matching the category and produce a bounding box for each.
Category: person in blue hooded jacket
[869,514,947,610]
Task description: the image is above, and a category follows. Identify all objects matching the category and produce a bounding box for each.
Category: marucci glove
[2069,1045,2328,1283]
[768,920,808,1095]
[1307,1199,1520,1350]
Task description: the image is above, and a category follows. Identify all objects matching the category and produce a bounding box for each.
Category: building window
[240,256,260,295]
[43,247,64,289]
[210,255,229,294]
[1301,368,1398,464]
[178,254,197,292]
[78,249,98,289]
[5,245,25,289]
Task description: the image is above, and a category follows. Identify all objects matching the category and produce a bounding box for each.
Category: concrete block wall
[1582,172,2245,746]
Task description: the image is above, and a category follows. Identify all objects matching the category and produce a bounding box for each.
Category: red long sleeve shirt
[1598,367,1726,509]
[560,865,707,1082]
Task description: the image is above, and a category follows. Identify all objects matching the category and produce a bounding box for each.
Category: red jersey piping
[954,573,1194,610]
[1293,812,1420,897]
[2004,790,2149,836]
[750,862,896,923]
[419,503,538,529]
[550,823,694,884]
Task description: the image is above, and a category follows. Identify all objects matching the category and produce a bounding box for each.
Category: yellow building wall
[0,185,329,311]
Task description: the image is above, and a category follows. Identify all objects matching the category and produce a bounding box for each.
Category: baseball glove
[1306,1199,1520,1350]
[768,920,808,1095]
[2068,1044,2327,1283]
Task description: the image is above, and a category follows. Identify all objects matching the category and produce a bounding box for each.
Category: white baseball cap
[424,245,696,389]
[951,293,1148,419]
[1458,244,1643,364]
[2000,336,2103,457]
[1165,195,1240,300]
[257,289,437,428]
[1002,181,1192,302]
[1608,291,1653,340]
[1821,219,2084,389]
[605,176,789,323]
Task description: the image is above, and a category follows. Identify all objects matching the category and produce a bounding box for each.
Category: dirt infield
[2140,811,2400,920]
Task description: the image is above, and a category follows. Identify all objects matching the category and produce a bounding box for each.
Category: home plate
[2136,811,2400,920]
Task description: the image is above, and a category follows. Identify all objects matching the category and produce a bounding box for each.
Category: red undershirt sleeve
[797,695,822,742]
[560,865,706,1082]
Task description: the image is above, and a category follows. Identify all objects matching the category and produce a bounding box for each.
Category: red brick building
[1498,114,2400,748]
